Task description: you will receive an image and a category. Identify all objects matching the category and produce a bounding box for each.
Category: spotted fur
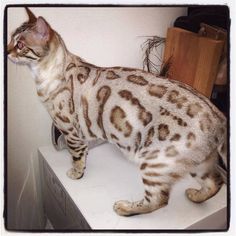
[96,86,111,139]
[106,70,120,80]
[110,106,133,137]
[8,8,227,216]
[158,124,170,141]
[118,90,152,126]
[148,84,167,98]
[127,74,148,86]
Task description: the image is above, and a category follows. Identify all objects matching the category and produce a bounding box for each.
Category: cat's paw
[113,200,133,216]
[185,188,203,203]
[66,168,84,180]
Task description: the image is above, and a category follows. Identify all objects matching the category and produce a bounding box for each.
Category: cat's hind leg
[113,186,170,216]
[186,150,224,203]
[113,150,182,216]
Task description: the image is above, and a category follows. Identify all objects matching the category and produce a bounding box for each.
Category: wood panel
[163,27,224,98]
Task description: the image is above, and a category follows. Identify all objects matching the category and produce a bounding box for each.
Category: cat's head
[7,8,54,66]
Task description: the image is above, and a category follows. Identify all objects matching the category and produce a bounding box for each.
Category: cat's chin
[8,56,29,66]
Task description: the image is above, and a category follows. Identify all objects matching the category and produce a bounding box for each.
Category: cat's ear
[35,17,51,42]
[25,7,37,23]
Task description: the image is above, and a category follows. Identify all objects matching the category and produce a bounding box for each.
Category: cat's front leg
[64,132,88,180]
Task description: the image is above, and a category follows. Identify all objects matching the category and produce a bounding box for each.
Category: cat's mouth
[8,54,19,63]
[8,54,28,65]
[7,45,19,64]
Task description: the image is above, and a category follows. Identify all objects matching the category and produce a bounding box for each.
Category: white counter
[38,143,227,230]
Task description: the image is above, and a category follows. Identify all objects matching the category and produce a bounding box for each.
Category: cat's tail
[217,130,227,183]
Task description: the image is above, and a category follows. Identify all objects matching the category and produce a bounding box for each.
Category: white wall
[7,6,186,229]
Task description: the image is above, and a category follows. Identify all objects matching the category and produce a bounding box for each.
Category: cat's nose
[7,39,14,54]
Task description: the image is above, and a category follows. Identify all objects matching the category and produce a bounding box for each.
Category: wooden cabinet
[163,27,224,98]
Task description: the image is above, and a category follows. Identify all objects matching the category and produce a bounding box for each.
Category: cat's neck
[30,33,71,102]
[31,32,67,83]
[29,32,94,102]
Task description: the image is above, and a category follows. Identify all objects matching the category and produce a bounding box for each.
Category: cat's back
[70,61,226,149]
[88,65,225,127]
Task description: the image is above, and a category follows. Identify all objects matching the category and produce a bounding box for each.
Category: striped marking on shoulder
[93,69,102,86]
[66,63,76,71]
[77,66,91,84]
[96,86,111,139]
[50,86,71,101]
[68,77,75,114]
[81,96,97,138]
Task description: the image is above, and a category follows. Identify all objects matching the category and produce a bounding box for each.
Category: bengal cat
[7,8,227,216]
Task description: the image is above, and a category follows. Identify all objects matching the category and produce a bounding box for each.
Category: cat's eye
[16,41,24,50]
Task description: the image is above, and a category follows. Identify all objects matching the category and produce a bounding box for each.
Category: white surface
[39,144,227,230]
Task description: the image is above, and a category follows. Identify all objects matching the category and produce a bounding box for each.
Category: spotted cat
[8,8,227,216]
